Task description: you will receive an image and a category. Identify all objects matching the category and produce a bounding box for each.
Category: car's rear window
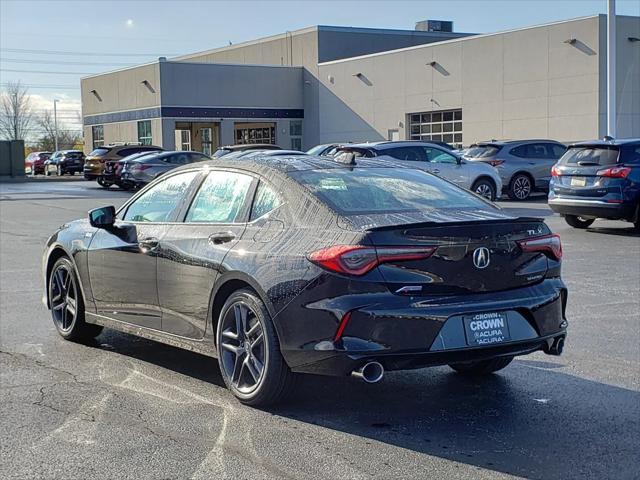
[89,148,110,156]
[559,146,619,166]
[65,151,83,158]
[293,168,489,215]
[464,145,501,158]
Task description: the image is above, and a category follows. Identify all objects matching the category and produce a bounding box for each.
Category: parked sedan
[212,144,282,158]
[102,151,161,189]
[119,151,211,188]
[548,138,640,230]
[43,155,567,406]
[336,141,502,200]
[464,140,566,200]
[25,151,51,175]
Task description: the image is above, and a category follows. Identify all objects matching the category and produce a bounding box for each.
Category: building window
[235,123,276,145]
[409,109,462,148]
[289,120,302,151]
[137,120,152,145]
[92,125,104,149]
[200,128,213,156]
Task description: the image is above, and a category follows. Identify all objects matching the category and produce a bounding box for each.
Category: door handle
[139,237,159,252]
[430,169,440,174]
[208,231,236,245]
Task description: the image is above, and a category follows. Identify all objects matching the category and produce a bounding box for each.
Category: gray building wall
[316,15,640,145]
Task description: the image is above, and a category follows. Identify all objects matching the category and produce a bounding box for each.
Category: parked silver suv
[464,140,566,200]
[335,141,502,200]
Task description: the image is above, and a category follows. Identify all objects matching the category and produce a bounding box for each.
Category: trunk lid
[365,218,552,294]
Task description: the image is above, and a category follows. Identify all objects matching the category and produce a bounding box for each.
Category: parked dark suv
[548,138,640,230]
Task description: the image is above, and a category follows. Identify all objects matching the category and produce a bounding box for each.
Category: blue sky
[1,0,639,131]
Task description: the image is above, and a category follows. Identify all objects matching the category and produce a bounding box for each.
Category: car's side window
[424,147,458,164]
[549,144,566,159]
[185,171,253,223]
[385,147,425,162]
[250,182,283,221]
[122,171,199,223]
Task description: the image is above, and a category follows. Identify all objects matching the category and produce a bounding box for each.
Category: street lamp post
[607,0,616,138]
[53,99,59,152]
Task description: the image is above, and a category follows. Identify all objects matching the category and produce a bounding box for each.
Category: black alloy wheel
[217,289,295,406]
[49,257,103,341]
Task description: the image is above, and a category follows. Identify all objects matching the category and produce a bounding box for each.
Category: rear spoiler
[365,217,544,232]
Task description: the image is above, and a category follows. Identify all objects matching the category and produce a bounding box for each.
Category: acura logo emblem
[473,247,490,269]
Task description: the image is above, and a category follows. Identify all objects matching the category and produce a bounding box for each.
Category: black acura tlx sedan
[43,155,568,405]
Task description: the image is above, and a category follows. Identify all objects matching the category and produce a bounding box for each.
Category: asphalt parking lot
[1,179,638,480]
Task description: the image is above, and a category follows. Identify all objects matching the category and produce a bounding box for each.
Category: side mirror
[89,206,116,228]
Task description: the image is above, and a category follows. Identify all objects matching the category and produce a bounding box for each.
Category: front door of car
[157,169,256,339]
[88,170,200,329]
[423,147,467,187]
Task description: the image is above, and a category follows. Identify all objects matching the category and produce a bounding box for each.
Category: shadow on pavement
[91,330,639,479]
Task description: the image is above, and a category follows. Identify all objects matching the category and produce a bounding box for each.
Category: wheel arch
[44,245,88,310]
[510,170,535,185]
[472,175,497,190]
[207,272,278,347]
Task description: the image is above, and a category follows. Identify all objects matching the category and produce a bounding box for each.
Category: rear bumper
[279,278,568,376]
[548,196,636,220]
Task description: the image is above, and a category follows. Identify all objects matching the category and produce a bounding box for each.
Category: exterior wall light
[89,89,102,102]
[563,38,577,45]
[628,37,640,42]
[141,80,156,93]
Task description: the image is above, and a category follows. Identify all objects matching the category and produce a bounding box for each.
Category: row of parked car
[26,136,640,229]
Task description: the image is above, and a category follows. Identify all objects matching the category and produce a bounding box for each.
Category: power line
[1,58,136,67]
[1,68,94,75]
[1,48,179,57]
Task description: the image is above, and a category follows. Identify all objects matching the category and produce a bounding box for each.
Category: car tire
[216,288,295,406]
[449,356,514,375]
[471,178,497,201]
[96,177,110,188]
[564,215,595,229]
[508,174,533,201]
[48,257,103,342]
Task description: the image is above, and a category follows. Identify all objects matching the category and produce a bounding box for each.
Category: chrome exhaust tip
[546,336,565,356]
[351,361,384,383]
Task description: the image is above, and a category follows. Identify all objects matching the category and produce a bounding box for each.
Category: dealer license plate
[570,176,587,187]
[463,312,510,346]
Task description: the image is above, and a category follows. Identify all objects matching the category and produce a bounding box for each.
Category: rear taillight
[596,166,631,178]
[551,165,562,177]
[487,160,504,167]
[130,163,151,172]
[307,245,436,276]
[517,234,562,261]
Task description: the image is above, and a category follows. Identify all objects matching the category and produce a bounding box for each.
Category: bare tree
[37,109,82,151]
[0,81,33,140]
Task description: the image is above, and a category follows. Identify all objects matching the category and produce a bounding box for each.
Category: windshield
[292,168,491,215]
[465,145,501,158]
[306,145,329,156]
[559,146,619,166]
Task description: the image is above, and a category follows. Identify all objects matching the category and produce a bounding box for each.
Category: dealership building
[81,14,640,154]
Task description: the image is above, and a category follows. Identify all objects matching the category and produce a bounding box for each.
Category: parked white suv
[336,141,503,200]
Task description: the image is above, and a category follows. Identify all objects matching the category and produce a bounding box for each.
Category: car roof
[345,140,453,150]
[567,138,640,147]
[473,139,564,146]
[219,144,282,152]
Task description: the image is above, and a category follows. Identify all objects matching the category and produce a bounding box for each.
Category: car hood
[338,207,515,231]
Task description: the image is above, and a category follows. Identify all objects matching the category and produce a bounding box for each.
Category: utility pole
[53,99,59,151]
[607,0,616,138]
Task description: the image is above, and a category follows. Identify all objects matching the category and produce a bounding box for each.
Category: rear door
[157,169,256,338]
